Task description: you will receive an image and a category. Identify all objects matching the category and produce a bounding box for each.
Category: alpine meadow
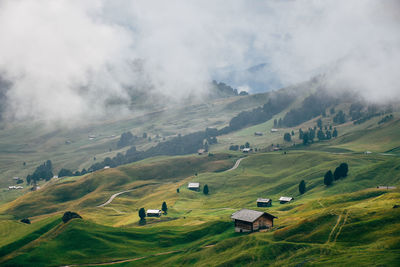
[0,1,399,266]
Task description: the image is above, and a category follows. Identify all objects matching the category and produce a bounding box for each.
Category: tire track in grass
[326,212,343,244]
[333,210,349,243]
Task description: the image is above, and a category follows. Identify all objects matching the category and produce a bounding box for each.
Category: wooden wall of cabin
[253,216,273,230]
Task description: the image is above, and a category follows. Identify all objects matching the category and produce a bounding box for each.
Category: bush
[20,218,31,224]
[62,211,82,223]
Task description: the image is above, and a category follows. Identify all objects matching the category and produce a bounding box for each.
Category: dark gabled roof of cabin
[231,209,277,223]
[257,198,271,202]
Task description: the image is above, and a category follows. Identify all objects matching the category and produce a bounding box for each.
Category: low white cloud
[0,0,398,123]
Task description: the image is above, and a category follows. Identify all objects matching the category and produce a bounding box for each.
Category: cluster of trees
[333,110,346,124]
[298,121,338,145]
[280,92,338,127]
[26,160,53,185]
[324,163,349,186]
[210,81,245,98]
[117,131,138,148]
[283,133,292,142]
[58,168,88,178]
[378,114,394,124]
[229,142,250,151]
[219,92,295,135]
[88,128,218,172]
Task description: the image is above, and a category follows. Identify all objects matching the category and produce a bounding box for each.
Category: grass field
[1,84,400,266]
[0,149,399,266]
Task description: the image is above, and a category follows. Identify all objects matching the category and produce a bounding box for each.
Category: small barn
[257,198,272,207]
[198,149,206,155]
[377,186,396,190]
[270,128,278,133]
[188,182,200,191]
[254,132,263,136]
[279,196,293,204]
[146,209,162,217]
[242,148,253,153]
[231,209,277,232]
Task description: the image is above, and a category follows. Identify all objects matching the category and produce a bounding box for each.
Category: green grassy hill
[1,81,400,266]
[0,150,399,266]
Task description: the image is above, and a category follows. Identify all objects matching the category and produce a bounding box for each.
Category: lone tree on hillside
[203,184,209,195]
[324,170,334,186]
[299,180,306,194]
[177,188,180,193]
[245,142,250,148]
[332,128,338,138]
[138,208,146,221]
[162,201,168,214]
[284,133,291,142]
[339,163,349,177]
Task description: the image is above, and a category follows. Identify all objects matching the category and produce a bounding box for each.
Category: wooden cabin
[146,209,162,217]
[242,148,253,153]
[377,186,396,190]
[279,196,294,204]
[257,198,272,207]
[188,182,200,191]
[231,209,277,232]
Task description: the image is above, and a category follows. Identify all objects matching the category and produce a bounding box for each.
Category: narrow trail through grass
[333,210,349,243]
[327,213,343,244]
[97,183,158,207]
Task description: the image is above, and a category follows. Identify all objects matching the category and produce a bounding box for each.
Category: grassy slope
[0,150,399,266]
[1,85,400,266]
[0,93,271,204]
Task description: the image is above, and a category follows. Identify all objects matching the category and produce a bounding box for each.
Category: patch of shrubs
[62,211,82,223]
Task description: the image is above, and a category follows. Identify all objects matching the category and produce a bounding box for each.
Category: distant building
[104,166,110,169]
[198,149,206,155]
[257,198,272,207]
[254,132,263,136]
[53,175,59,179]
[377,186,396,190]
[364,151,372,154]
[146,209,162,217]
[188,182,200,191]
[242,148,253,153]
[231,209,277,232]
[273,147,281,151]
[279,196,294,204]
[270,129,278,133]
[12,177,20,180]
[8,185,23,190]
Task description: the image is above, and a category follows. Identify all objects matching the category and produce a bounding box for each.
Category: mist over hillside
[0,0,398,124]
[0,2,400,266]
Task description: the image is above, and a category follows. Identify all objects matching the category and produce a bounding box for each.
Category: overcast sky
[0,0,399,122]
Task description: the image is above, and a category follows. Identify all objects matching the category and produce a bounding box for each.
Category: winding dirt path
[97,183,158,207]
[226,157,246,172]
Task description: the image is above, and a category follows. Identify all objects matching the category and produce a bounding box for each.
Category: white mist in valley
[0,0,398,123]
